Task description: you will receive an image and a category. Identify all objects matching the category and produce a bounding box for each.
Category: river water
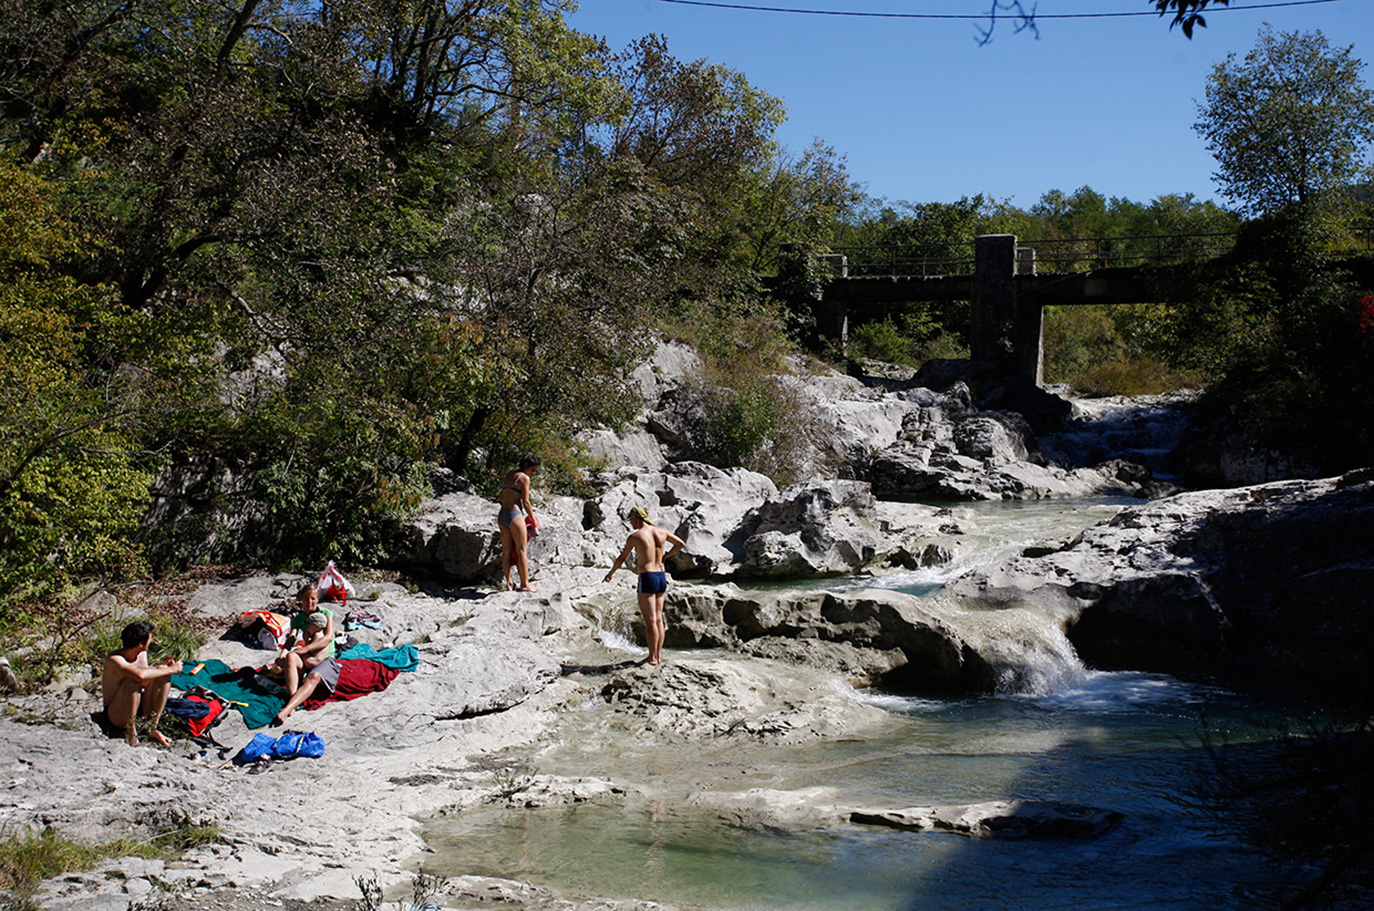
[424,496,1299,909]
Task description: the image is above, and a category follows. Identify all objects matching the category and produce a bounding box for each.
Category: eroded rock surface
[851,800,1124,839]
[594,658,896,744]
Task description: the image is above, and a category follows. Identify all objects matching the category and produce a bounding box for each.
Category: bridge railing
[830,242,976,278]
[1019,232,1236,271]
[829,232,1236,277]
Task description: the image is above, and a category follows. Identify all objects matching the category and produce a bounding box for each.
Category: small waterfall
[930,593,1090,696]
[1039,391,1195,480]
[569,588,641,652]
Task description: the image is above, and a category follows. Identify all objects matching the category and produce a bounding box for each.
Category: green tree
[0,163,149,605]
[1195,26,1374,217]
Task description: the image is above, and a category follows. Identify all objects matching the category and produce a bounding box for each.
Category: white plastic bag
[316,559,356,604]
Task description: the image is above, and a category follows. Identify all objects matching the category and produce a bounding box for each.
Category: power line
[648,0,1344,21]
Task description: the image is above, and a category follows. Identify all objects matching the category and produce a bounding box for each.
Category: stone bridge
[818,234,1218,387]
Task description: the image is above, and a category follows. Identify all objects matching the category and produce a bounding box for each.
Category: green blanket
[171,659,282,729]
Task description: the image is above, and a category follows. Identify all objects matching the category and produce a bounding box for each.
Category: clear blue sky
[567,0,1373,209]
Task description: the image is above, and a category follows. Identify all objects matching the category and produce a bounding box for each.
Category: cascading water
[1039,390,1195,480]
[940,599,1089,696]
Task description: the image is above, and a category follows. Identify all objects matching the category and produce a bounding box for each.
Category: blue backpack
[234,730,325,764]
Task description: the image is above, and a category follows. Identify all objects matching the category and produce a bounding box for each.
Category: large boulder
[912,361,1073,434]
[777,369,921,471]
[953,411,1041,465]
[593,657,898,744]
[393,490,502,581]
[578,429,667,473]
[734,480,941,578]
[582,462,780,577]
[950,471,1374,697]
[865,440,1153,502]
[630,339,702,415]
[854,381,1157,502]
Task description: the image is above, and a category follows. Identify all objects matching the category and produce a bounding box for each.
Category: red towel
[303,658,401,710]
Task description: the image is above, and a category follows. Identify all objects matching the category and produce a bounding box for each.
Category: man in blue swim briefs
[604,506,686,666]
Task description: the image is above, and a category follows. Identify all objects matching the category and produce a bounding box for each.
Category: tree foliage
[980,1,1235,44]
[1195,26,1374,217]
[1153,0,1228,39]
[0,1,858,590]
[0,162,149,603]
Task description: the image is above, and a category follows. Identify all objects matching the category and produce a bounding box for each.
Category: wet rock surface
[850,800,1124,839]
[662,584,995,690]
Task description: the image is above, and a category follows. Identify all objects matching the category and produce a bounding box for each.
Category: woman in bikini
[498,454,541,592]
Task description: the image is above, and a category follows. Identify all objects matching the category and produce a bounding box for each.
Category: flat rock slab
[594,657,896,745]
[851,799,1124,839]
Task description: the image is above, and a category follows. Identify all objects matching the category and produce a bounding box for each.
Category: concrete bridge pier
[971,234,1043,387]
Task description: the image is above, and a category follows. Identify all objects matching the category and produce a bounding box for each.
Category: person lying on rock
[604,506,685,667]
[276,601,335,695]
[100,620,183,746]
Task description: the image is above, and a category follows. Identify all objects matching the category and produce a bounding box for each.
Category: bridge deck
[824,266,1176,307]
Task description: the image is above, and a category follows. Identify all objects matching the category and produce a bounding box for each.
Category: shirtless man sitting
[101,620,183,746]
[604,506,686,666]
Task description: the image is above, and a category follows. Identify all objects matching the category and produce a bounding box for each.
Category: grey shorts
[309,657,341,694]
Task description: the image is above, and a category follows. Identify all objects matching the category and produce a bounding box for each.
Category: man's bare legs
[277,649,327,695]
[105,676,173,746]
[636,591,666,666]
[273,670,324,726]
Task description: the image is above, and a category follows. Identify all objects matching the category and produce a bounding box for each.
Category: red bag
[166,688,227,738]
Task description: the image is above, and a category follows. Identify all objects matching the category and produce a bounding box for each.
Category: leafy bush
[850,318,914,365]
[0,166,151,610]
[87,612,206,674]
[664,305,816,485]
[846,303,969,369]
[1044,304,1208,396]
[1071,357,1202,397]
[1134,211,1374,470]
[912,330,969,365]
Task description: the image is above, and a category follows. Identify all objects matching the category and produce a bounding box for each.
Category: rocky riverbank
[3,355,1369,910]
